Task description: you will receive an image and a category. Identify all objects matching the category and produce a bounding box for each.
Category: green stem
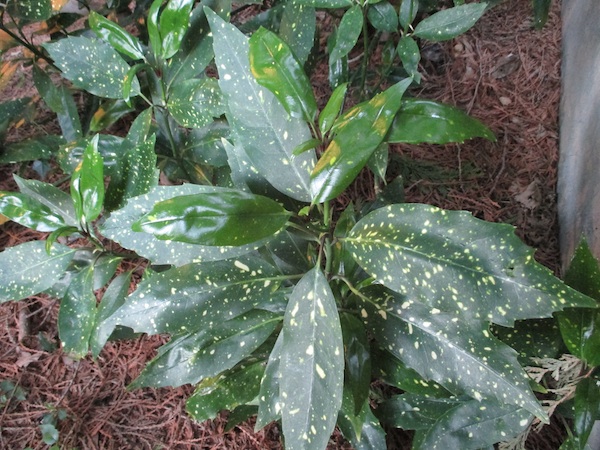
[333,275,371,304]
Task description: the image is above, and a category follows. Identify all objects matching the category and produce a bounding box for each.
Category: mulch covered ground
[0,0,568,448]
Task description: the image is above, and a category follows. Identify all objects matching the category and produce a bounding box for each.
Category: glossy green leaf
[186,361,265,422]
[329,5,363,63]
[182,121,229,167]
[44,36,140,99]
[107,255,286,336]
[533,0,551,29]
[318,82,348,136]
[399,0,419,30]
[367,1,398,32]
[0,191,67,232]
[557,239,600,366]
[102,185,271,265]
[371,348,449,398]
[147,0,163,57]
[131,309,280,388]
[413,3,486,42]
[90,271,132,357]
[341,313,371,415]
[292,138,321,156]
[279,1,315,65]
[58,266,96,359]
[0,135,64,164]
[158,0,196,59]
[387,99,494,144]
[59,135,123,176]
[396,36,421,80]
[256,332,284,430]
[249,27,318,122]
[338,392,387,450]
[133,189,290,246]
[572,377,600,447]
[0,241,75,302]
[33,65,82,142]
[22,183,68,223]
[263,229,313,275]
[167,78,225,128]
[89,99,135,133]
[207,9,315,202]
[7,0,52,20]
[359,287,546,419]
[310,78,411,203]
[70,135,105,225]
[279,267,344,450]
[346,204,596,326]
[89,11,145,60]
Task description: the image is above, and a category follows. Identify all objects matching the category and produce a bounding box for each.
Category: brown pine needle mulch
[1,0,568,448]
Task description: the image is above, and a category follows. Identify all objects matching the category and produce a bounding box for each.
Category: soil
[0,0,568,448]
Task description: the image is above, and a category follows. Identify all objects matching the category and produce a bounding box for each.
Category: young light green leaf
[107,255,286,336]
[279,1,316,65]
[33,65,82,142]
[167,78,225,128]
[207,9,315,202]
[89,11,146,61]
[70,135,105,225]
[249,27,318,122]
[158,0,196,59]
[318,82,348,136]
[387,99,495,144]
[133,189,291,246]
[346,204,596,326]
[44,36,140,99]
[0,241,75,303]
[186,362,265,422]
[359,287,547,419]
[131,309,281,388]
[279,267,344,450]
[413,3,487,42]
[0,192,67,232]
[329,5,363,62]
[310,78,411,203]
[58,266,96,359]
[102,185,270,265]
[367,1,398,32]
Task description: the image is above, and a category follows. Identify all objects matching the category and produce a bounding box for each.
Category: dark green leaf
[133,189,291,246]
[33,65,82,142]
[208,9,315,202]
[572,377,600,446]
[0,241,75,303]
[493,318,563,360]
[367,143,388,181]
[0,191,67,232]
[107,255,286,336]
[186,362,265,422]
[59,135,123,176]
[159,0,196,59]
[318,82,348,136]
[102,185,271,265]
[359,287,546,419]
[7,0,52,20]
[44,36,140,99]
[89,11,146,60]
[533,0,551,29]
[90,271,132,357]
[293,0,352,7]
[377,393,460,430]
[89,99,135,132]
[292,138,321,156]
[147,0,163,57]
[263,229,313,275]
[0,135,65,163]
[346,204,596,326]
[310,78,411,203]
[329,5,363,62]
[341,313,371,415]
[279,1,315,65]
[182,120,229,167]
[387,99,495,144]
[131,309,280,387]
[249,27,317,122]
[399,0,419,30]
[367,1,398,32]
[413,3,487,42]
[167,78,225,128]
[58,266,96,359]
[338,392,387,450]
[396,36,421,81]
[0,98,32,140]
[70,135,105,224]
[279,267,344,450]
[256,332,284,429]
